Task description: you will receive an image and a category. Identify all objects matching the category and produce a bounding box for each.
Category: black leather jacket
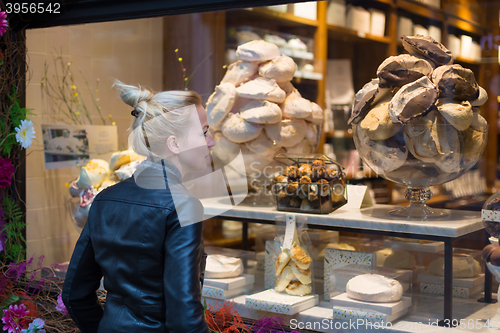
[62,160,210,333]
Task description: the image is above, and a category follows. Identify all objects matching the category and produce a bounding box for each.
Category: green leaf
[0,294,20,310]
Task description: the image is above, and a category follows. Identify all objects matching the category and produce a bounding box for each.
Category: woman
[62,81,214,333]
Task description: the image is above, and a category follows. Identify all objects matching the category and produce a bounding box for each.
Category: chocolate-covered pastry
[299,163,312,177]
[318,179,329,197]
[299,175,311,183]
[401,35,453,67]
[482,244,498,262]
[348,79,379,125]
[284,166,299,180]
[299,175,311,193]
[286,182,298,195]
[277,191,290,205]
[290,197,301,208]
[388,76,438,124]
[377,54,433,88]
[308,191,318,202]
[312,159,326,167]
[325,169,340,181]
[274,174,288,183]
[311,166,327,181]
[432,64,479,101]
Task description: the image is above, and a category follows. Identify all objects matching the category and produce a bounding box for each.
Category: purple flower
[252,316,286,332]
[0,157,14,189]
[0,11,7,36]
[6,257,33,282]
[21,318,45,333]
[2,304,29,333]
[0,219,6,253]
[56,294,69,316]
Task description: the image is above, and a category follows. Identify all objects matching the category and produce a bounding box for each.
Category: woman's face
[176,104,215,173]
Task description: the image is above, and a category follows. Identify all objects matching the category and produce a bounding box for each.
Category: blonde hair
[113,80,202,158]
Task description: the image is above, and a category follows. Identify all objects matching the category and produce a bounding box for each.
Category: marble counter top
[201,194,483,238]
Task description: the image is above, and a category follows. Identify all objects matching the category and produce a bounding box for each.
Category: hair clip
[131,109,139,118]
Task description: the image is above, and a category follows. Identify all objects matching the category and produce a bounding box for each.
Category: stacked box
[203,274,255,300]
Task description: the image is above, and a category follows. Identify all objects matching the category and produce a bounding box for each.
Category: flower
[56,294,68,316]
[0,157,14,189]
[2,304,29,333]
[14,120,35,149]
[21,318,45,333]
[0,11,8,36]
[0,220,5,253]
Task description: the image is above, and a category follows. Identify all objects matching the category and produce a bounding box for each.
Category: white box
[204,274,255,290]
[246,289,318,315]
[293,2,317,21]
[428,25,441,43]
[324,248,375,300]
[383,239,444,253]
[331,293,412,315]
[419,282,483,298]
[417,272,485,289]
[346,6,371,36]
[398,16,413,37]
[327,0,346,27]
[413,24,428,36]
[448,34,461,58]
[203,285,253,300]
[460,35,473,59]
[333,306,409,323]
[369,9,386,37]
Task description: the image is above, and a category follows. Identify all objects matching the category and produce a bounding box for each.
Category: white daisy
[15,119,36,149]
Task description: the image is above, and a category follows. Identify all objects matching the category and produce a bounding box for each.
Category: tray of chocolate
[272,153,347,214]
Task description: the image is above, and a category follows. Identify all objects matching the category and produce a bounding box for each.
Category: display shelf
[454,56,482,66]
[397,0,444,21]
[325,130,353,138]
[294,71,323,80]
[445,15,487,35]
[327,24,392,44]
[228,8,318,28]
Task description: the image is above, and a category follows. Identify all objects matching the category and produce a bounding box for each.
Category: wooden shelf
[454,56,481,66]
[227,8,318,28]
[327,24,392,44]
[446,15,486,36]
[397,0,444,21]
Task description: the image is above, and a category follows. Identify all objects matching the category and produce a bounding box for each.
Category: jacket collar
[133,157,183,188]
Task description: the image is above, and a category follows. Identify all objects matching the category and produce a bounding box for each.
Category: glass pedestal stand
[389,187,448,219]
[486,236,500,330]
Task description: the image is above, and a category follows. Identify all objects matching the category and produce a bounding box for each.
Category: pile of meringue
[349,35,488,177]
[68,150,144,228]
[208,39,323,174]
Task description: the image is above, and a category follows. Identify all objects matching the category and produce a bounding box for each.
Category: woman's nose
[206,134,215,149]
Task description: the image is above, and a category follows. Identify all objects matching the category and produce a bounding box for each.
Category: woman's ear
[166,135,180,155]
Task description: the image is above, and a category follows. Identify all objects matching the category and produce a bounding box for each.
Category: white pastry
[236,40,281,62]
[275,249,291,276]
[285,280,312,296]
[278,81,297,96]
[206,82,237,131]
[99,178,116,191]
[259,55,296,83]
[290,244,312,270]
[383,250,416,269]
[347,274,403,303]
[240,99,282,124]
[211,132,241,164]
[471,86,488,107]
[304,103,324,125]
[109,150,144,171]
[470,111,488,132]
[276,266,294,292]
[205,254,244,279]
[222,113,263,143]
[114,159,143,181]
[287,38,308,51]
[245,133,281,158]
[236,77,286,103]
[305,123,318,143]
[76,159,110,190]
[436,100,473,131]
[428,256,481,278]
[290,262,312,285]
[264,34,287,47]
[265,119,307,148]
[282,91,313,119]
[221,61,259,87]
